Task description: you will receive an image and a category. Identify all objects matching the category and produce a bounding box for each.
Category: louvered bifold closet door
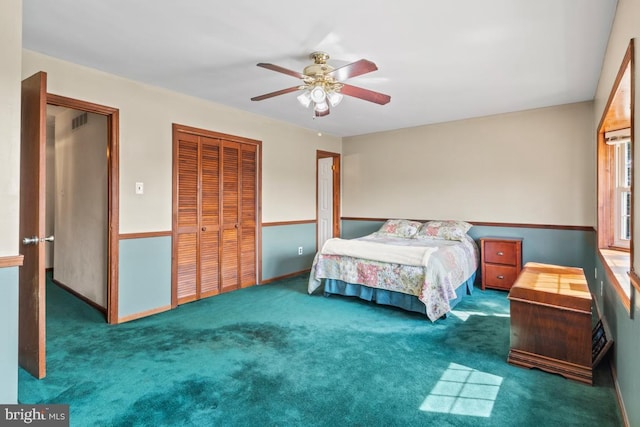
[174,126,259,306]
[199,137,221,298]
[240,144,257,287]
[220,140,240,292]
[176,133,200,304]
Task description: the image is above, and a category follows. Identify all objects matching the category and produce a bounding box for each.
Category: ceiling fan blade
[328,59,378,81]
[251,86,301,101]
[257,63,305,79]
[340,84,391,105]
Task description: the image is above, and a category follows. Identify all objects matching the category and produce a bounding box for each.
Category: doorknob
[22,236,39,245]
[22,235,54,245]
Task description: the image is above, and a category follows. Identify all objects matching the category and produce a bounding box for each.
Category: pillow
[414,220,472,241]
[376,219,423,238]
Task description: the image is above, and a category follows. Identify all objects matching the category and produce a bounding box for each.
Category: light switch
[135,182,144,195]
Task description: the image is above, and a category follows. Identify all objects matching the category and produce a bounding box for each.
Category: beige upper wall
[343,101,595,226]
[0,0,22,256]
[22,50,341,232]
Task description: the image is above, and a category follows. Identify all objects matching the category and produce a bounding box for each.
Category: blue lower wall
[116,222,596,314]
[468,226,596,285]
[0,266,18,403]
[263,220,597,286]
[595,256,640,426]
[262,223,316,281]
[118,236,171,319]
[342,219,596,288]
[340,220,383,239]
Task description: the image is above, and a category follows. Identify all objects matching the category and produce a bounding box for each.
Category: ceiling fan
[251,51,391,117]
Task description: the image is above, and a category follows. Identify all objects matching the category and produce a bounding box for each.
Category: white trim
[613,141,631,248]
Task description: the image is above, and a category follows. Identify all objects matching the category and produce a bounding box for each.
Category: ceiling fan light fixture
[297,91,312,108]
[314,101,329,112]
[252,51,391,118]
[310,86,326,103]
[327,91,343,107]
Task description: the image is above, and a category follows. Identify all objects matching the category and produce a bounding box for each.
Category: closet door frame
[171,123,262,308]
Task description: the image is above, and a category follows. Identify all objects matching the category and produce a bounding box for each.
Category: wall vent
[71,112,88,130]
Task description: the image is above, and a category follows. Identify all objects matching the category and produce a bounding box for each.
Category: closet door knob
[202,227,207,231]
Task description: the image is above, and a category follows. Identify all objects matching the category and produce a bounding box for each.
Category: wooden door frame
[316,150,341,247]
[47,93,120,324]
[171,123,262,308]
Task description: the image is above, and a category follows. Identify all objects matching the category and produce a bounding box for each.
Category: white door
[317,157,333,251]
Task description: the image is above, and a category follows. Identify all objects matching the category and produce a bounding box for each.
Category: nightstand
[480,237,523,291]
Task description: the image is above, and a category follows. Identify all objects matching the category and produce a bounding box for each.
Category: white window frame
[613,139,631,249]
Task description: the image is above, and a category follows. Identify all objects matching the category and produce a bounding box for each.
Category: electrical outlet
[298,246,303,255]
[135,182,144,195]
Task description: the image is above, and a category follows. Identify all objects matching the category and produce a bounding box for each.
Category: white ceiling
[23,0,618,137]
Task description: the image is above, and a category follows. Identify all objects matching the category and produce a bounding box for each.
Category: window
[612,135,631,248]
[597,41,633,310]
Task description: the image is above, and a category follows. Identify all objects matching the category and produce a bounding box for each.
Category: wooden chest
[507,262,593,385]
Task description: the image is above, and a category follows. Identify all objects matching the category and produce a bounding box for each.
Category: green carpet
[19,274,622,426]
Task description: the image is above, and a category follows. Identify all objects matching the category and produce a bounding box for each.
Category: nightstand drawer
[484,241,518,265]
[480,237,523,291]
[484,264,519,290]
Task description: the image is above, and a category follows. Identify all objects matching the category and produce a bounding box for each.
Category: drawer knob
[497,275,504,279]
[497,251,504,256]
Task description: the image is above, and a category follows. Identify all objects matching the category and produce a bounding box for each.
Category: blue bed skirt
[323,271,476,318]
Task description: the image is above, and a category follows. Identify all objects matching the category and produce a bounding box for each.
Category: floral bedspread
[308,233,479,321]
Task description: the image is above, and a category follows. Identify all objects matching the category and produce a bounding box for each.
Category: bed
[308,219,479,321]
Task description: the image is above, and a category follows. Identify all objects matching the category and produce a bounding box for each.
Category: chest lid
[508,262,592,313]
